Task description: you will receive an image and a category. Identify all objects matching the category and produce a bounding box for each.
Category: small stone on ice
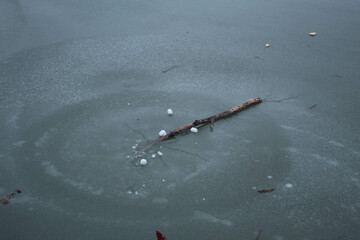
[309,32,317,37]
[159,130,167,137]
[152,154,156,158]
[190,127,198,133]
[157,151,163,156]
[285,183,293,188]
[140,159,147,166]
[167,109,173,115]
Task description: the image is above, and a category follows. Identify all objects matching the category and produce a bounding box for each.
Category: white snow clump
[140,159,147,166]
[167,109,173,115]
[190,127,198,133]
[159,130,167,137]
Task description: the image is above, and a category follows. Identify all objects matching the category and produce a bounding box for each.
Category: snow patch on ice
[285,183,293,188]
[13,140,26,147]
[273,235,284,240]
[42,161,63,177]
[183,165,206,181]
[285,147,298,153]
[152,197,169,203]
[193,210,233,226]
[312,154,339,166]
[35,132,50,147]
[280,125,304,133]
[328,140,344,147]
[63,178,103,196]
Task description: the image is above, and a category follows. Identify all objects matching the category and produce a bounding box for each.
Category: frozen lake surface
[1,0,360,239]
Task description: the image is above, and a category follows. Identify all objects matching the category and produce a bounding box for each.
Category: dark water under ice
[1,0,360,239]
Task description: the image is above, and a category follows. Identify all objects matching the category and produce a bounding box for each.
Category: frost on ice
[190,127,198,133]
[167,109,173,115]
[159,130,167,137]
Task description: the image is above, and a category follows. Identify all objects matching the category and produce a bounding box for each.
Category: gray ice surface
[1,0,360,239]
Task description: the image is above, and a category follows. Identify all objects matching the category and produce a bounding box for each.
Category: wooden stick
[142,98,262,151]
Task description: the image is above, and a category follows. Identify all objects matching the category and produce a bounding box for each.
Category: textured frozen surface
[1,0,360,240]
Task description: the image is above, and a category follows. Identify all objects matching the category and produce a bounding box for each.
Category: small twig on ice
[257,188,275,193]
[308,104,317,109]
[161,65,180,73]
[156,231,168,240]
[1,189,22,205]
[255,229,262,240]
[142,98,262,151]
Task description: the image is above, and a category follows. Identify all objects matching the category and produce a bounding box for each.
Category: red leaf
[156,231,168,240]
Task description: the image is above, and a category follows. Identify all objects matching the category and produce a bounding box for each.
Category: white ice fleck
[35,132,50,147]
[152,154,156,158]
[162,178,166,182]
[14,140,26,147]
[157,151,163,156]
[285,183,293,188]
[328,141,344,147]
[127,103,130,105]
[267,176,273,179]
[153,197,169,203]
[167,109,173,115]
[190,127,198,133]
[42,161,63,177]
[127,155,130,158]
[252,186,257,190]
[132,144,138,149]
[140,159,147,166]
[159,130,167,137]
[202,197,206,201]
[193,210,233,226]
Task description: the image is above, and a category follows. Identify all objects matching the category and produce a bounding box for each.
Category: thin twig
[255,229,262,240]
[161,65,180,73]
[142,98,262,151]
[308,104,317,109]
[257,188,275,193]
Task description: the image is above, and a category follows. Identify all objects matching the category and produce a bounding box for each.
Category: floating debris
[257,188,275,193]
[167,109,173,115]
[190,127,198,133]
[265,43,270,48]
[140,159,148,166]
[159,130,167,137]
[309,32,317,37]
